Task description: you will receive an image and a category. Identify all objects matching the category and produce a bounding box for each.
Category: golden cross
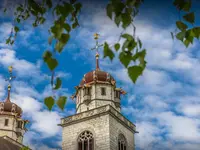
[91,33,103,52]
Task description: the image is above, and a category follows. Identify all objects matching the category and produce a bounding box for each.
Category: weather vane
[91,33,104,70]
[91,33,104,53]
[5,66,16,90]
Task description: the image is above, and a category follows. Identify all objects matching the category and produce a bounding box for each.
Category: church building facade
[60,34,137,150]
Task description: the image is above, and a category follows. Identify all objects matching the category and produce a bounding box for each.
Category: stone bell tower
[60,34,137,150]
[0,66,28,144]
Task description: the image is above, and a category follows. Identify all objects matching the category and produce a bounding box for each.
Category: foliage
[173,0,200,47]
[4,0,199,110]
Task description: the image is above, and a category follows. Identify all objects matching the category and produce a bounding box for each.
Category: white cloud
[135,122,162,149]
[0,49,42,79]
[157,111,200,142]
[31,110,61,137]
[143,95,168,109]
[179,104,200,117]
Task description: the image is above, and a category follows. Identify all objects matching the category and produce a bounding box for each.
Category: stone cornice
[59,105,136,133]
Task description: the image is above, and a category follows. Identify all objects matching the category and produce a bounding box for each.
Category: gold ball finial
[94,33,99,40]
[8,66,13,73]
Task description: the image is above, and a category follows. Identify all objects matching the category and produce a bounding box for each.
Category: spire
[5,66,15,102]
[91,33,103,71]
[96,52,100,70]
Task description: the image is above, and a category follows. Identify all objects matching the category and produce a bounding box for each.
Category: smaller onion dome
[0,86,22,117]
[80,70,116,86]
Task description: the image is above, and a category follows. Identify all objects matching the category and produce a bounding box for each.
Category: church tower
[60,34,137,150]
[0,66,28,144]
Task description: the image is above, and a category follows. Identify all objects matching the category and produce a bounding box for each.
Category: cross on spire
[91,33,103,70]
[5,66,16,102]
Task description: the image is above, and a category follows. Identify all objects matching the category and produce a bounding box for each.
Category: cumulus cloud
[0,49,42,80]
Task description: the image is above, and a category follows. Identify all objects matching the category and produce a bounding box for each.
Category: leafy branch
[105,0,146,83]
[172,0,200,47]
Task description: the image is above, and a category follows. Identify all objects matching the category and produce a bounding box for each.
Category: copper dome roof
[80,70,116,86]
[0,91,22,117]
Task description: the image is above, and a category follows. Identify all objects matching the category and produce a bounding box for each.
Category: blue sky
[0,0,200,150]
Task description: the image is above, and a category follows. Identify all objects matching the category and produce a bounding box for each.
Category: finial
[91,33,103,70]
[5,66,16,102]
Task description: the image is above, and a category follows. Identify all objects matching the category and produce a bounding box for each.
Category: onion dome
[0,85,22,117]
[80,70,116,86]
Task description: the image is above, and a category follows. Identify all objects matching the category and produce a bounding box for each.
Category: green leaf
[132,49,146,61]
[184,39,190,47]
[176,31,185,41]
[55,41,65,53]
[103,42,115,61]
[192,27,200,38]
[183,12,195,24]
[43,50,52,62]
[74,3,82,12]
[121,34,133,41]
[106,4,113,19]
[3,8,7,13]
[60,33,70,44]
[183,1,191,12]
[48,36,54,45]
[14,26,19,32]
[46,58,58,71]
[113,1,125,17]
[62,2,73,16]
[126,0,136,6]
[72,21,79,29]
[138,38,142,49]
[51,24,63,39]
[114,15,121,27]
[39,17,46,24]
[114,43,120,51]
[16,18,20,23]
[128,66,143,83]
[121,12,131,28]
[54,77,62,90]
[44,96,55,111]
[173,0,185,10]
[63,23,71,32]
[55,34,70,53]
[176,21,188,31]
[119,51,132,68]
[57,96,67,110]
[46,0,52,8]
[16,6,24,12]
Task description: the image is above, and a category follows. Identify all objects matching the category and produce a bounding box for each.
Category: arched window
[118,134,127,150]
[78,130,94,150]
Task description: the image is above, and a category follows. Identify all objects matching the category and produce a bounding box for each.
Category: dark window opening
[84,88,91,96]
[78,131,94,150]
[115,91,120,98]
[17,121,23,128]
[4,119,9,126]
[118,134,127,150]
[101,87,106,95]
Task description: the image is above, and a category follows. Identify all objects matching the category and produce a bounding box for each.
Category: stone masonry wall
[109,115,135,150]
[0,115,17,140]
[76,84,120,113]
[62,114,110,150]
